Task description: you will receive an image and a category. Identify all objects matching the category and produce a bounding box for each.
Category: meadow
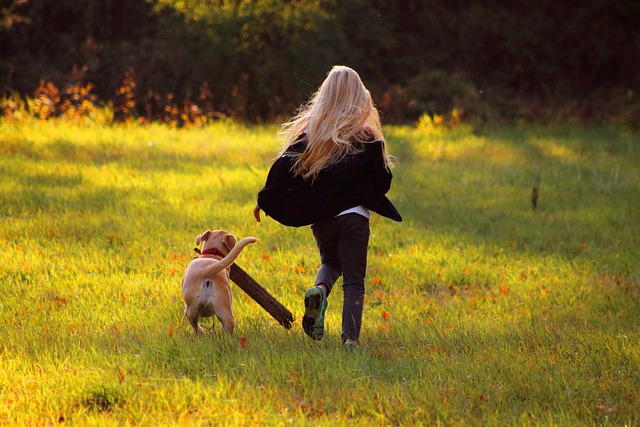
[0,118,639,426]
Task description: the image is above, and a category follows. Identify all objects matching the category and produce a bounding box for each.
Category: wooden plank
[229,263,294,330]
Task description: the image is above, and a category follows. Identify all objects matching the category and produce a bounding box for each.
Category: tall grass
[1,117,639,425]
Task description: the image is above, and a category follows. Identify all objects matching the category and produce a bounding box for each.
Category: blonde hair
[278,65,391,180]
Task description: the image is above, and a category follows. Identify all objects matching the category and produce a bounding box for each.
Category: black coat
[257,135,402,227]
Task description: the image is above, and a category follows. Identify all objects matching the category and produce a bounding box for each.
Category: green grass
[1,118,639,426]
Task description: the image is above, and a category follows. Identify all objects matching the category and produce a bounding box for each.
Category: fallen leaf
[373,289,386,300]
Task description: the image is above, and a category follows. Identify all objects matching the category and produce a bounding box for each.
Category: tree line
[1,0,638,125]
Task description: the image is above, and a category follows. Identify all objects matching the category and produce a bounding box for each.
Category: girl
[253,65,402,348]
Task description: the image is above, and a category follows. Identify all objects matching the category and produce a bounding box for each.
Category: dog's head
[195,230,237,256]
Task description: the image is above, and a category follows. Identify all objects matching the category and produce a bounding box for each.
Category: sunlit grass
[1,119,639,425]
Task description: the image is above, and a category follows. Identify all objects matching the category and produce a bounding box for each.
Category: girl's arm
[368,140,393,194]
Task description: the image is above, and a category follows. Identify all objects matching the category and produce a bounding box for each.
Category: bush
[1,0,638,125]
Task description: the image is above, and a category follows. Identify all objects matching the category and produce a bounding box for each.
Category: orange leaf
[381,311,390,320]
[260,253,271,260]
[373,289,386,300]
[239,337,248,349]
[499,285,510,294]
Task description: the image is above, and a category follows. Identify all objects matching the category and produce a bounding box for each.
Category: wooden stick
[229,263,294,330]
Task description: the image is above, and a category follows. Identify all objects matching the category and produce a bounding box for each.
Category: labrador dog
[182,230,257,334]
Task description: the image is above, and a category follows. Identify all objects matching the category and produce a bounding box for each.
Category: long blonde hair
[278,65,391,180]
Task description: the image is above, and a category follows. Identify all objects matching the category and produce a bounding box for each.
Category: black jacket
[257,134,402,227]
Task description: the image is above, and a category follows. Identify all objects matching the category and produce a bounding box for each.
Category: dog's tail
[199,237,258,279]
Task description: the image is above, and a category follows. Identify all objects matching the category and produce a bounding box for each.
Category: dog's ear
[195,230,212,245]
[222,233,237,252]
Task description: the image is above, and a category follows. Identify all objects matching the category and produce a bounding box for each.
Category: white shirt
[337,205,371,220]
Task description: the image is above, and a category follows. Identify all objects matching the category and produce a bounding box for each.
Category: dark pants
[311,213,370,343]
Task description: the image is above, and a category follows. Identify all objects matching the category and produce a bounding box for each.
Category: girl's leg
[312,221,342,296]
[308,214,369,343]
[337,214,370,344]
[304,219,342,340]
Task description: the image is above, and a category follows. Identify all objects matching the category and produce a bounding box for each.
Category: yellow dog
[182,230,257,334]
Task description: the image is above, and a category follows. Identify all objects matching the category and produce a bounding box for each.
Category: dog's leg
[185,306,205,335]
[213,284,235,333]
[214,290,234,333]
[216,310,235,334]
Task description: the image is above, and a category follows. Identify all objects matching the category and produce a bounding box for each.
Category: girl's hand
[253,204,263,222]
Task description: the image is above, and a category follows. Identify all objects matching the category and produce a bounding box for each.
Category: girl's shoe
[342,339,359,350]
[302,287,327,340]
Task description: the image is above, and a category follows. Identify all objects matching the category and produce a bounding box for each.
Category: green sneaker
[302,287,327,340]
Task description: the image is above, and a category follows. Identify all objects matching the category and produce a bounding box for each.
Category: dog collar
[200,248,225,257]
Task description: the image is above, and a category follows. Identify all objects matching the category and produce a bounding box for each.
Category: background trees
[2,0,638,124]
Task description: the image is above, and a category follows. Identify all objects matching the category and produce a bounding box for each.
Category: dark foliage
[1,0,638,124]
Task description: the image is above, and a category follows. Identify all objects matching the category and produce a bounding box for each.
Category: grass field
[1,118,639,426]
